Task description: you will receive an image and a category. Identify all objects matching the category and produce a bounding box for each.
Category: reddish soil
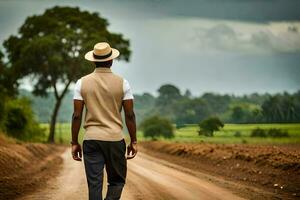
[0,135,65,199]
[1,133,299,200]
[140,141,300,199]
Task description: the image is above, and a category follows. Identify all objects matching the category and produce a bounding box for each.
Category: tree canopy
[198,117,224,137]
[156,84,182,106]
[4,6,131,142]
[140,115,174,139]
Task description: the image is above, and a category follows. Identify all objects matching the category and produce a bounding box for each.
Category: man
[71,42,137,200]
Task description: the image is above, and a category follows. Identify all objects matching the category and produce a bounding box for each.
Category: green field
[137,123,300,144]
[40,123,85,144]
[41,123,300,144]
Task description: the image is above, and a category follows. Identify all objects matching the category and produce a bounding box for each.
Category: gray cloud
[136,0,300,22]
[191,24,300,54]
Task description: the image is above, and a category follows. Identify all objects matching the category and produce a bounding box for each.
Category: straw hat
[84,42,120,62]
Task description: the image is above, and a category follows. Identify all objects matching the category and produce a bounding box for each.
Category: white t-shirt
[73,78,134,100]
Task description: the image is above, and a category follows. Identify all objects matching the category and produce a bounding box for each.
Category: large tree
[0,50,18,97]
[155,84,182,118]
[4,6,131,143]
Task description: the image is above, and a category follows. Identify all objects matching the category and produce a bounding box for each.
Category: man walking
[71,42,137,200]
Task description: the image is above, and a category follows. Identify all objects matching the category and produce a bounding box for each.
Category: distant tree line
[21,83,300,126]
[135,84,300,125]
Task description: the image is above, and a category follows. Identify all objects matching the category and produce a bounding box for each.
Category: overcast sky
[0,0,299,96]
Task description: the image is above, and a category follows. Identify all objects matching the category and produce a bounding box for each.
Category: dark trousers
[83,139,127,200]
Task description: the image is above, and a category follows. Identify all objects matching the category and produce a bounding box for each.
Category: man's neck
[94,67,112,73]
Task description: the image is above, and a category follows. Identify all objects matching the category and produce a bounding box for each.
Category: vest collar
[94,67,112,73]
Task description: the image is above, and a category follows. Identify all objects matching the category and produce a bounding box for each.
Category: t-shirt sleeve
[73,79,83,100]
[123,79,134,100]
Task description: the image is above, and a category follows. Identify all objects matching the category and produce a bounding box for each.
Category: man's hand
[71,143,82,161]
[127,142,137,160]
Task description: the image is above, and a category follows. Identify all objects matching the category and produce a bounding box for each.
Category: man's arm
[71,99,84,161]
[123,99,137,159]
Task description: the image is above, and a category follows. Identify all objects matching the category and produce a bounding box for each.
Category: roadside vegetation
[139,115,174,140]
[0,49,44,142]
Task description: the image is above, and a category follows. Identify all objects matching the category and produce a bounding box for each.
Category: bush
[250,128,266,137]
[140,116,174,140]
[3,97,45,141]
[5,104,28,133]
[251,128,289,138]
[267,128,289,138]
[234,131,241,137]
[198,116,224,137]
[0,94,5,130]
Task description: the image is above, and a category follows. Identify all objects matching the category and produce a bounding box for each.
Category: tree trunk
[47,81,72,143]
[48,97,63,143]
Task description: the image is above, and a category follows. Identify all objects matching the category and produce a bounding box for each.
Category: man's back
[81,67,124,141]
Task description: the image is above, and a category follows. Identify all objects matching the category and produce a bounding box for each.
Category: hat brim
[84,48,120,62]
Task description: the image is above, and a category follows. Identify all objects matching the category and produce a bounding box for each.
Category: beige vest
[81,67,124,141]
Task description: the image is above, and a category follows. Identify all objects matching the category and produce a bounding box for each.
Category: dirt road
[18,148,245,200]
